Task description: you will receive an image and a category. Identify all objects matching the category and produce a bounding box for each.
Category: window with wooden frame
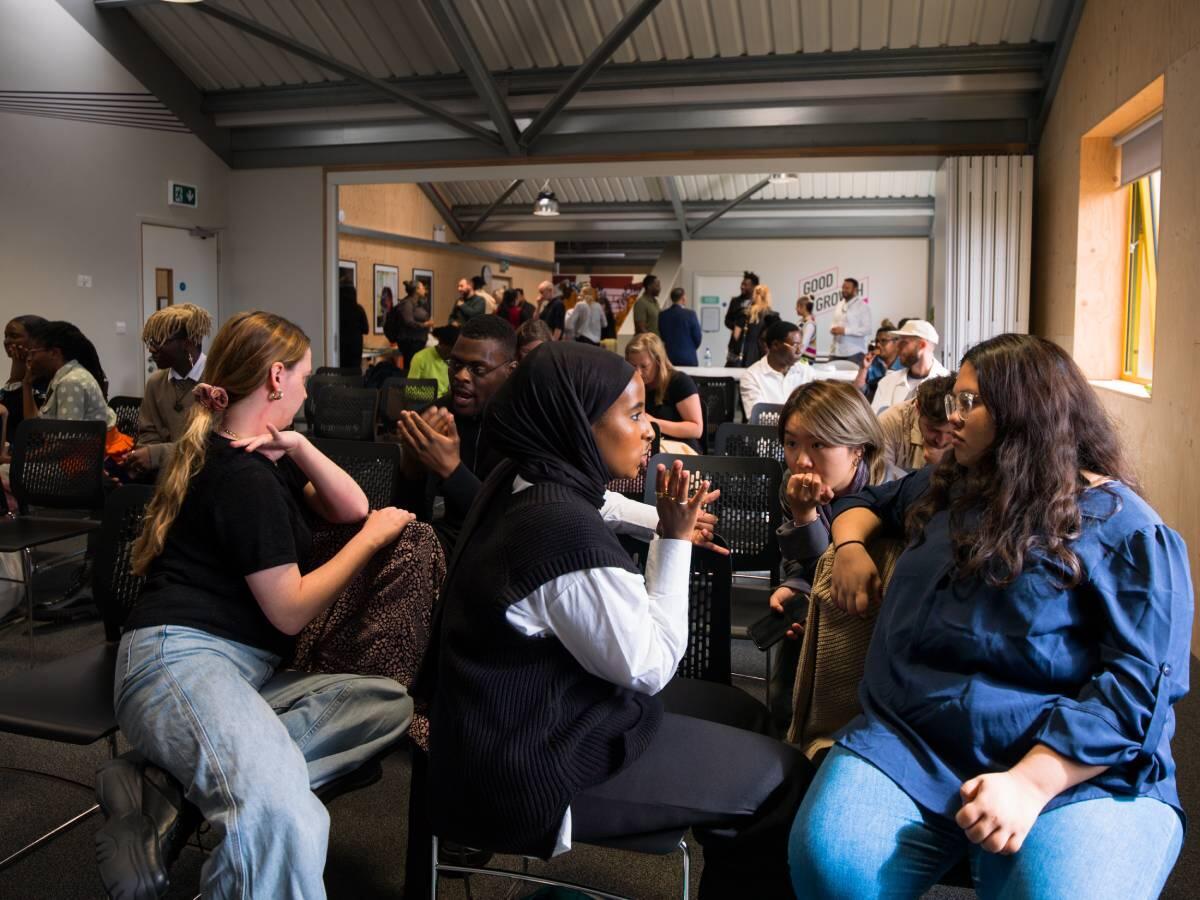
[1121,169,1160,384]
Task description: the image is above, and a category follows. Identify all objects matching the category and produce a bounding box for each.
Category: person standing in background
[740,284,779,368]
[829,278,872,363]
[385,280,433,369]
[796,295,818,363]
[339,282,369,369]
[568,284,607,345]
[497,288,535,330]
[632,275,662,336]
[535,281,566,340]
[659,287,702,367]
[724,271,759,366]
[450,277,488,326]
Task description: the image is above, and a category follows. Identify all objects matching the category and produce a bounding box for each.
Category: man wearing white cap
[870,319,950,414]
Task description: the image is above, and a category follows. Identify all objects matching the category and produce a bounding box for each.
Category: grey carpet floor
[0,602,1193,899]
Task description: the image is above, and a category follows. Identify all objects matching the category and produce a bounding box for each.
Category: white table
[679,364,857,383]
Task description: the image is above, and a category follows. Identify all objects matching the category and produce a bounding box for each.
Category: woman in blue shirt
[789,333,1191,899]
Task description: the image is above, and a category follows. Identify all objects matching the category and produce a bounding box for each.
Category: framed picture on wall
[373,264,398,335]
[338,259,356,287]
[412,268,433,317]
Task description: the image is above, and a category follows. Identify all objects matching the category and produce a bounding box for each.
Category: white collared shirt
[505,475,686,854]
[830,297,872,357]
[739,355,815,415]
[871,358,951,414]
[168,351,206,382]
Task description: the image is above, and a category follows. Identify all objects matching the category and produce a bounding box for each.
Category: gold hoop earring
[268,390,283,401]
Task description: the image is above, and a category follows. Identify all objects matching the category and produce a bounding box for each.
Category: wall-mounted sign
[802,267,870,318]
[168,181,198,209]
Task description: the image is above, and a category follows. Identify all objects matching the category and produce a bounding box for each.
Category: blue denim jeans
[114,626,412,900]
[790,746,1183,900]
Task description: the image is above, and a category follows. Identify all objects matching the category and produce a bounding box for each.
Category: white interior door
[693,272,745,366]
[141,223,219,385]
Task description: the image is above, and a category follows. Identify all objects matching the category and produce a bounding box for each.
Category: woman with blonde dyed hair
[625,332,704,451]
[764,379,905,729]
[107,311,414,899]
[741,283,780,367]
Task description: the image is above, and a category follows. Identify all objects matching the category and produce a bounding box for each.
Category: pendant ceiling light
[533,181,560,217]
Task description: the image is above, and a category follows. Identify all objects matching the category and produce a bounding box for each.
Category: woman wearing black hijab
[419,342,809,898]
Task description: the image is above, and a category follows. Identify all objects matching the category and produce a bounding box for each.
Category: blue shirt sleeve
[830,466,932,537]
[1034,524,1193,787]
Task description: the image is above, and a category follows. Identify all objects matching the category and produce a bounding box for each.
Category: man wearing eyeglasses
[870,320,951,415]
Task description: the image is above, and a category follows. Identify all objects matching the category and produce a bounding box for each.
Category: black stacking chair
[310,438,401,510]
[308,386,379,442]
[679,534,732,685]
[303,373,365,426]
[715,422,785,465]
[692,375,736,445]
[0,419,107,662]
[379,378,440,426]
[749,402,784,428]
[605,423,660,502]
[0,483,151,872]
[108,397,142,441]
[315,366,363,378]
[643,453,782,575]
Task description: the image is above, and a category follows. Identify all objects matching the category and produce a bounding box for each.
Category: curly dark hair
[905,334,1138,589]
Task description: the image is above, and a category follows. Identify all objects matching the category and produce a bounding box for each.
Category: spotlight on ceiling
[533,184,560,217]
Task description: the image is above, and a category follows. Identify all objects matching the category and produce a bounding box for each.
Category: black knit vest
[427,480,664,857]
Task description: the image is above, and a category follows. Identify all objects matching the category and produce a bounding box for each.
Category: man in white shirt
[739,320,814,415]
[829,277,872,361]
[870,319,951,414]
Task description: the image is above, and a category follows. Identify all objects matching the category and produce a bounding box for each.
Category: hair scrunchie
[193,383,229,412]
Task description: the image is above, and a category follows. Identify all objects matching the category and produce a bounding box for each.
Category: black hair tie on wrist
[835,540,866,552]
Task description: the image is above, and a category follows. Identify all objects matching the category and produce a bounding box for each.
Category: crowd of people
[0,268,1191,900]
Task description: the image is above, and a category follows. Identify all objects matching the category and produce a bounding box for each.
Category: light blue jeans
[114,626,413,900]
[790,746,1183,900]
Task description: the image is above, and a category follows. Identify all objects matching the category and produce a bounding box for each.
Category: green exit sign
[701,295,721,305]
[168,181,198,208]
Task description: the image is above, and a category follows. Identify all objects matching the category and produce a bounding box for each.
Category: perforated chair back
[316,366,363,378]
[10,419,107,514]
[309,386,379,441]
[750,402,784,427]
[311,438,401,510]
[715,423,785,465]
[605,423,661,501]
[644,453,782,573]
[109,396,142,440]
[679,534,732,684]
[93,485,154,643]
[692,375,736,444]
[304,373,366,423]
[380,378,441,423]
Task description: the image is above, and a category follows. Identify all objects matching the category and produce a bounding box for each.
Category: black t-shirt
[542,298,566,333]
[124,435,313,655]
[651,371,701,451]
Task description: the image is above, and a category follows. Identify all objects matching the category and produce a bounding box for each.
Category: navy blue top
[833,466,1192,824]
[658,303,702,367]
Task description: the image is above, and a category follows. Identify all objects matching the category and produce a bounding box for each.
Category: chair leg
[0,802,100,871]
[21,546,35,667]
[429,834,439,900]
[679,839,690,900]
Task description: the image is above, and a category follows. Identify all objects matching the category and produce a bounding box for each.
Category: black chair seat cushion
[0,516,101,553]
[593,829,688,855]
[0,641,118,743]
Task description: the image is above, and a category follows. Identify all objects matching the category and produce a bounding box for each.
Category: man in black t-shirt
[723,270,759,366]
[536,281,566,340]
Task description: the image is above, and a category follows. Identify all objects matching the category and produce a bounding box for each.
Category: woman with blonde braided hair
[119,303,211,478]
[103,311,415,899]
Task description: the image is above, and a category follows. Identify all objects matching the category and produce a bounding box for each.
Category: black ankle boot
[94,756,198,900]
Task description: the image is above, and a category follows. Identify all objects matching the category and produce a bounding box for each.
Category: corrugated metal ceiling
[131,0,1071,92]
[437,170,937,207]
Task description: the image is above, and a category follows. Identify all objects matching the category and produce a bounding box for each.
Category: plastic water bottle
[704,347,712,368]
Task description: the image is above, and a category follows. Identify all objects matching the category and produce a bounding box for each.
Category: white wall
[680,237,931,356]
[226,168,326,365]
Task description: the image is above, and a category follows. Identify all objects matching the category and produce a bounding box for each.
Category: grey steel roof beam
[417,184,466,243]
[188,2,503,150]
[202,45,1049,115]
[660,177,689,239]
[451,197,936,217]
[1034,0,1087,141]
[420,0,522,156]
[688,177,773,236]
[64,0,230,163]
[462,179,524,239]
[519,0,662,150]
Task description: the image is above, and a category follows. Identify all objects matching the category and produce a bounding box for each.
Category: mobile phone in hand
[748,597,808,651]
